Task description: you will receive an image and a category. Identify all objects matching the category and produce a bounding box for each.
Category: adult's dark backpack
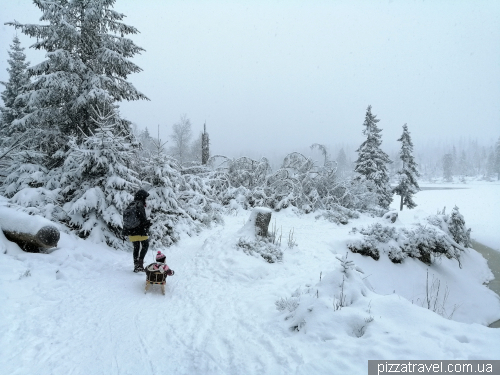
[122,201,141,235]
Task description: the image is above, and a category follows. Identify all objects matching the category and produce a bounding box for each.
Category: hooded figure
[128,189,151,272]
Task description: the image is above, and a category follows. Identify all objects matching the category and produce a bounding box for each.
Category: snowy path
[2,218,302,375]
[2,206,500,375]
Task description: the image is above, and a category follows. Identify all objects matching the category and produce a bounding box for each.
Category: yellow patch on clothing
[129,235,149,242]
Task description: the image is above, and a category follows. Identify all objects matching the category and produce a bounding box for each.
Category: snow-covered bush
[275,256,374,336]
[347,219,464,266]
[235,207,283,263]
[206,146,381,216]
[236,237,283,263]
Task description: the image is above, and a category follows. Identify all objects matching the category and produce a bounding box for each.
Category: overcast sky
[1,0,499,159]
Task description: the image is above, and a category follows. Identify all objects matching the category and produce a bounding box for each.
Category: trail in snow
[2,200,500,375]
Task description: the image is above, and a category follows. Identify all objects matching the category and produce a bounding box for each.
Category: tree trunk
[202,123,210,165]
[400,194,404,211]
[3,226,60,252]
[255,211,272,237]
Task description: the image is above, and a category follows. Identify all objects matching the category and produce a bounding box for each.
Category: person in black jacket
[128,189,152,272]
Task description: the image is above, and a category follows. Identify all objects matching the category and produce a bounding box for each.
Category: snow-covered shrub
[359,222,397,243]
[275,296,300,313]
[236,237,283,263]
[387,245,406,263]
[315,204,359,225]
[347,220,463,266]
[347,240,381,260]
[275,257,373,336]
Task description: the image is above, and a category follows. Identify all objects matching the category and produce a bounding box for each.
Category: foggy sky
[1,0,499,158]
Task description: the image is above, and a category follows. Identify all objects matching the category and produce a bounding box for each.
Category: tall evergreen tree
[7,0,148,158]
[443,153,453,182]
[354,105,393,209]
[393,124,420,211]
[0,36,30,140]
[140,137,198,248]
[60,104,140,249]
[336,148,349,179]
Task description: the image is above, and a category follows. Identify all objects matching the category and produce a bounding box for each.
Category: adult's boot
[136,258,145,272]
[133,258,140,273]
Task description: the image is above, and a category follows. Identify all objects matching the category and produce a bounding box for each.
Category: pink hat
[156,251,166,262]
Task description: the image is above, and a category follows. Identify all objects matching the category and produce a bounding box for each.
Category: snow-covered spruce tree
[139,134,199,248]
[0,36,30,141]
[335,148,349,179]
[393,124,420,211]
[442,153,453,182]
[6,0,147,168]
[59,104,140,249]
[354,106,393,209]
[448,206,471,248]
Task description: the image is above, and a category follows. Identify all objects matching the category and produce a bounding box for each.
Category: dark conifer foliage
[393,124,420,211]
[354,106,393,209]
[6,0,148,143]
[0,36,30,140]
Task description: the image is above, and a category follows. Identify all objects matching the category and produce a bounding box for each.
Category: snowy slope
[1,187,500,375]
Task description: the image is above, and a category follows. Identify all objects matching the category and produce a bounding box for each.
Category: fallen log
[0,206,60,252]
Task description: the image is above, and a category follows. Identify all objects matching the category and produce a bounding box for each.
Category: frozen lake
[395,181,500,252]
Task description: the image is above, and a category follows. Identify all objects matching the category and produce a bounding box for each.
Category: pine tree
[354,105,393,209]
[140,137,197,248]
[448,206,471,247]
[336,148,349,179]
[6,0,148,156]
[0,36,30,141]
[443,153,453,182]
[138,126,155,157]
[393,124,420,211]
[59,104,140,248]
[486,151,496,180]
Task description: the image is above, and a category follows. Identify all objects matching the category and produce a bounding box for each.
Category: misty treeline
[0,1,499,250]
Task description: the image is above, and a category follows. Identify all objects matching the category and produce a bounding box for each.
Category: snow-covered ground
[1,183,500,375]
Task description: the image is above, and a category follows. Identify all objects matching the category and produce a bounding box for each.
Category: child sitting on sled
[146,251,175,276]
